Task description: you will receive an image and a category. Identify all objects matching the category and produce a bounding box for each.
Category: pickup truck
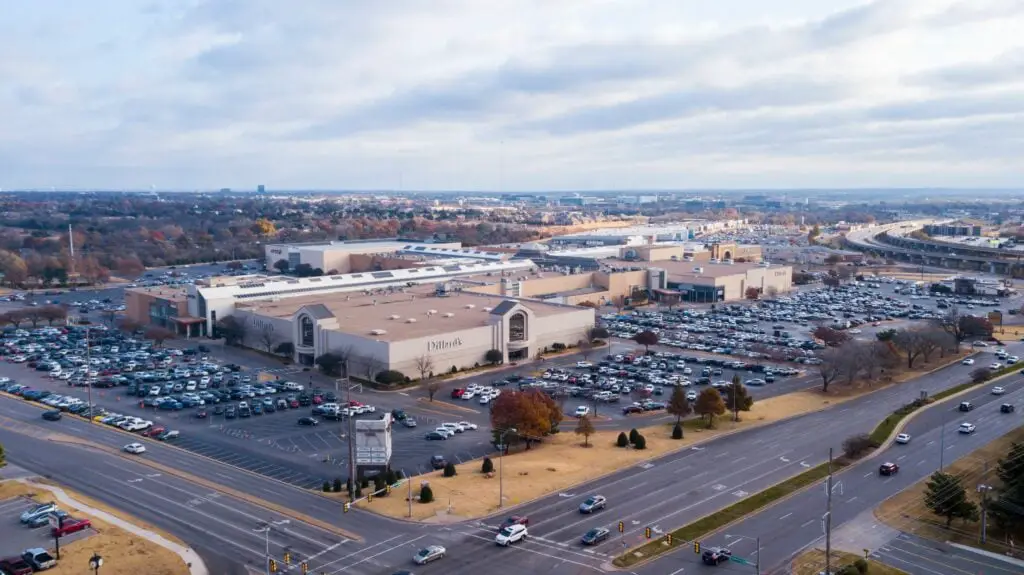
[22,548,56,571]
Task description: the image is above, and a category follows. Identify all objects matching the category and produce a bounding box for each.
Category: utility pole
[978,461,992,545]
[939,414,946,471]
[407,471,413,518]
[345,368,356,500]
[825,448,834,575]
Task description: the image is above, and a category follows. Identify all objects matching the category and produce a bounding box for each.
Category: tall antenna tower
[68,224,76,276]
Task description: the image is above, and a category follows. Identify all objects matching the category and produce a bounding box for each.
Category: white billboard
[354,414,392,467]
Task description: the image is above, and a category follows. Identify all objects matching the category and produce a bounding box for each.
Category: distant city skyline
[2,0,1023,190]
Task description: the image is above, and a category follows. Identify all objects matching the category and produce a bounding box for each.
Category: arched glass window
[509,312,526,342]
[300,316,315,347]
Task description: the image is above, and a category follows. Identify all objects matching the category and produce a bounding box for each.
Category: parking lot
[0,322,503,488]
[0,496,94,568]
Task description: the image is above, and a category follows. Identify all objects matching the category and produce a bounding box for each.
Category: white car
[958,423,977,434]
[433,428,453,438]
[495,524,528,546]
[992,387,1006,395]
[574,406,590,418]
[457,421,478,431]
[413,545,446,565]
[440,422,464,434]
[894,433,911,444]
[989,363,1002,370]
[961,358,975,366]
[576,361,593,368]
[686,391,698,401]
[1008,356,1019,364]
[123,443,146,454]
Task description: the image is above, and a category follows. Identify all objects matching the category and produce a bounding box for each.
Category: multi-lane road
[2,345,1021,574]
[639,367,1024,574]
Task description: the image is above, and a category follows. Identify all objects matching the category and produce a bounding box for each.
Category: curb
[416,397,480,414]
[11,477,209,575]
[609,361,1007,570]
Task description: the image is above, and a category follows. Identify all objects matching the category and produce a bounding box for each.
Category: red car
[451,388,465,399]
[0,556,32,575]
[142,426,166,438]
[498,516,529,531]
[52,517,92,537]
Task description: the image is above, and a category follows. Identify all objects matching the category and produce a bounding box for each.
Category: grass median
[612,460,849,568]
[614,359,1019,568]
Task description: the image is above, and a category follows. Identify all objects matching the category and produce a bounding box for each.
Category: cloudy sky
[1,0,1022,191]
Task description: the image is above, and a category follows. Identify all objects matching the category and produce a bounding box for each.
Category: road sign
[618,521,624,533]
[729,555,756,566]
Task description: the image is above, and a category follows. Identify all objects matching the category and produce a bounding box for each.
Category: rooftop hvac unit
[427,309,438,314]
[388,314,401,320]
[693,267,704,273]
[406,318,417,323]
[443,312,455,318]
[465,304,476,309]
[369,329,387,335]
[483,307,493,312]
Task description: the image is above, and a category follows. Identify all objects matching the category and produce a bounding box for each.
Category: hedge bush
[443,462,457,477]
[634,434,647,450]
[375,370,407,385]
[482,457,494,474]
[672,423,683,440]
[419,484,434,503]
[617,432,629,447]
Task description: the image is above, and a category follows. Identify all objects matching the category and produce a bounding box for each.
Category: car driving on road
[412,545,445,565]
[702,547,733,565]
[495,524,528,546]
[894,433,911,444]
[581,527,610,545]
[879,462,899,476]
[959,422,977,434]
[579,494,607,514]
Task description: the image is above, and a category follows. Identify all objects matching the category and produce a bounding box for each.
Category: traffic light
[283,552,291,565]
[367,491,373,503]
[665,534,672,545]
[694,541,701,554]
[343,502,350,513]
[618,521,624,533]
[644,527,652,539]
[301,561,309,574]
[385,484,391,494]
[268,559,278,573]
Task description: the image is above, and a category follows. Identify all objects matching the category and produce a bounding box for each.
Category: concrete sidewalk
[7,475,209,575]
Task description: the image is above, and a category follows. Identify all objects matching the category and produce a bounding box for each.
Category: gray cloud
[910,49,1024,89]
[513,77,850,136]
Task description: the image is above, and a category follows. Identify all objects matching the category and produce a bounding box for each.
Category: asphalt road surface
[648,372,1024,575]
[1,347,1017,574]
[872,533,1022,575]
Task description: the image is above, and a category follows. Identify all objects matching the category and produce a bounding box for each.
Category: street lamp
[254,519,289,575]
[498,427,517,509]
[723,534,759,573]
[88,553,103,574]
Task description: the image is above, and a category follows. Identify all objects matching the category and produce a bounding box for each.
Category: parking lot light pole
[498,427,517,509]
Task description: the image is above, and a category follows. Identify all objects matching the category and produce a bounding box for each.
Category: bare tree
[892,328,926,369]
[837,341,868,387]
[933,307,966,351]
[578,337,595,361]
[334,345,355,378]
[764,286,779,299]
[258,324,276,353]
[916,329,945,363]
[818,347,843,392]
[427,381,441,402]
[863,340,901,382]
[414,354,434,381]
[360,354,382,382]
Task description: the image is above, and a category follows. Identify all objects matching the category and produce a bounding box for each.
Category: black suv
[702,547,732,565]
[430,455,447,470]
[959,401,974,412]
[1001,403,1016,414]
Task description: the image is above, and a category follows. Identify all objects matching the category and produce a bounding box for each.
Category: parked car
[21,548,56,570]
[430,455,447,470]
[52,517,91,537]
[20,502,57,524]
[0,556,33,575]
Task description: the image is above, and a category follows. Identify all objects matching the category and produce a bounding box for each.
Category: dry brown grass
[353,387,866,521]
[874,426,1024,554]
[792,549,907,575]
[0,480,189,575]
